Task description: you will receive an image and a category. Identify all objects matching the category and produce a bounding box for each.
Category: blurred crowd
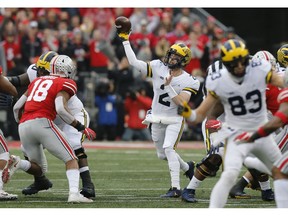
[0,8,237,141]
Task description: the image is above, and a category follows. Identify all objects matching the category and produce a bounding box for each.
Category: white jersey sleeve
[26,64,38,82]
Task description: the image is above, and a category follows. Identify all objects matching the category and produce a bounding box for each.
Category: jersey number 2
[27,79,53,102]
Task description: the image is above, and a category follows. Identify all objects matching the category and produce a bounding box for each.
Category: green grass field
[1,144,277,209]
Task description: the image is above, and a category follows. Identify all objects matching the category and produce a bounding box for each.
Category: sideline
[7,140,205,150]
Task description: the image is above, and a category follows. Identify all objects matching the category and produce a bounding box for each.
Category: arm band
[274,111,288,124]
[188,110,197,122]
[55,96,75,125]
[257,127,268,137]
[74,120,85,131]
[164,84,178,99]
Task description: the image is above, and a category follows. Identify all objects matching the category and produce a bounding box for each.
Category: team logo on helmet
[163,43,192,69]
[277,44,288,67]
[36,51,58,73]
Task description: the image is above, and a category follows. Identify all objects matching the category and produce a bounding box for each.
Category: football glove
[234,131,254,144]
[74,121,96,140]
[83,127,96,140]
[205,119,222,133]
[0,93,14,109]
[117,30,131,41]
[207,142,224,155]
[177,101,191,118]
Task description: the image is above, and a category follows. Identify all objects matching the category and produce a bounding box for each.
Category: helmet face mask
[36,51,58,77]
[277,44,288,67]
[163,43,192,69]
[221,39,249,77]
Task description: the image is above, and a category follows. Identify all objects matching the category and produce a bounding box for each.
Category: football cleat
[22,177,53,195]
[80,186,96,199]
[184,161,195,180]
[2,155,21,183]
[68,192,93,203]
[229,190,251,199]
[181,188,197,203]
[261,189,274,201]
[160,187,181,198]
[0,190,18,201]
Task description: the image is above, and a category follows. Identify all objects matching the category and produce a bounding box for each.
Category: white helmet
[50,55,77,79]
[252,50,277,70]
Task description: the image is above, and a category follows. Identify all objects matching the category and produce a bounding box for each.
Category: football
[115,16,131,33]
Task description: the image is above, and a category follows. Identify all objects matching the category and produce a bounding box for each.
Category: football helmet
[163,43,192,69]
[252,50,277,70]
[277,44,288,67]
[36,51,58,76]
[50,55,77,79]
[220,39,249,77]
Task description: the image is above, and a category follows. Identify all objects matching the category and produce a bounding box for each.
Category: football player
[178,39,285,207]
[117,25,200,198]
[12,54,95,203]
[0,66,18,201]
[6,51,96,199]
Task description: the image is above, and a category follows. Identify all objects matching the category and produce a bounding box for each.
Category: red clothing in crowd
[89,40,108,68]
[1,39,21,71]
[124,94,152,129]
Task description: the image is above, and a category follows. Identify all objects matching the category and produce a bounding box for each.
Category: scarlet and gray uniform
[18,76,77,167]
[274,88,288,174]
[26,64,90,150]
[0,69,9,161]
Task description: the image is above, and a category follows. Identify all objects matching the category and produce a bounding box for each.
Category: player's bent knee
[196,154,222,177]
[74,147,87,159]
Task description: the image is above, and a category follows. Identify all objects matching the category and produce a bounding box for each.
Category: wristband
[274,111,288,124]
[257,127,268,137]
[74,121,85,131]
[188,110,197,122]
[165,84,178,99]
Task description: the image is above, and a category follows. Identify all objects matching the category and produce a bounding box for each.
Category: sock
[19,160,31,172]
[165,149,180,189]
[274,179,288,208]
[187,176,202,190]
[176,153,189,172]
[66,169,80,193]
[259,180,271,191]
[237,177,249,190]
[243,176,250,184]
[80,169,93,187]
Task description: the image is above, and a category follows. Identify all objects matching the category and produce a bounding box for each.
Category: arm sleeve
[122,41,148,74]
[13,94,27,123]
[55,96,75,125]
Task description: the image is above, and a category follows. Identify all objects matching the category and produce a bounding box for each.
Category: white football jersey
[206,58,272,130]
[147,60,200,118]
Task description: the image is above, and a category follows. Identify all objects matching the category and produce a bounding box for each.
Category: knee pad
[74,147,87,159]
[196,154,222,177]
[0,152,9,161]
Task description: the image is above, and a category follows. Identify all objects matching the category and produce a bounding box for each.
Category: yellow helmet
[36,51,58,75]
[277,44,288,67]
[163,43,192,69]
[220,39,249,77]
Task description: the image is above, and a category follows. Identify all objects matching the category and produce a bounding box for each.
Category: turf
[1,146,276,208]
